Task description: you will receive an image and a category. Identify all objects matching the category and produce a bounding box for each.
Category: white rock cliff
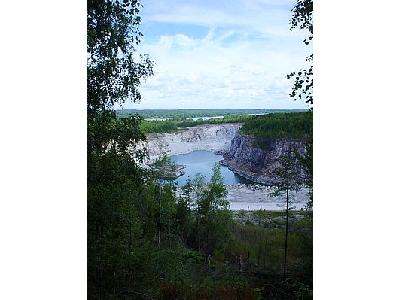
[144,124,241,163]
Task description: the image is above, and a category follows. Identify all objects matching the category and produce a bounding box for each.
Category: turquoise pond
[170,150,246,186]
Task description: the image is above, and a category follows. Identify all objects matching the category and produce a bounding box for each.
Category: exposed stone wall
[143,124,241,163]
[221,133,307,185]
[139,124,308,187]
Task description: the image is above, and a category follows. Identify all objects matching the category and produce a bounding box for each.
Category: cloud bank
[123,0,311,109]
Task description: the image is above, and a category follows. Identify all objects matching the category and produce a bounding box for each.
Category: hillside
[240,112,313,141]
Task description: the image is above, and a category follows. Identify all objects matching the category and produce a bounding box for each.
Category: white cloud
[126,29,310,109]
[121,0,311,109]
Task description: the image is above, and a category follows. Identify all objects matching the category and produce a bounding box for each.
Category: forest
[138,114,252,134]
[87,0,313,299]
[88,159,312,299]
[136,111,312,135]
[116,109,305,120]
[241,112,313,151]
[241,112,312,140]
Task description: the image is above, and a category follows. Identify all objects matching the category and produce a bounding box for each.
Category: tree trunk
[129,224,132,253]
[197,217,200,251]
[158,182,162,247]
[284,188,289,279]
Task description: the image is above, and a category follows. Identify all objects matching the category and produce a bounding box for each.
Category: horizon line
[116,108,308,110]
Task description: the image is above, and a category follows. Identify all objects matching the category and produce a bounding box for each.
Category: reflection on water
[170,150,245,186]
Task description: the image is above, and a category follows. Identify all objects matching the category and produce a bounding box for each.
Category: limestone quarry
[142,123,309,210]
[144,124,240,163]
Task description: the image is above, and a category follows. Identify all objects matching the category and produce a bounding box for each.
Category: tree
[175,180,192,244]
[299,138,313,209]
[272,148,302,279]
[87,0,153,112]
[287,0,313,107]
[192,164,232,254]
[87,0,153,297]
[287,0,314,211]
[87,0,153,156]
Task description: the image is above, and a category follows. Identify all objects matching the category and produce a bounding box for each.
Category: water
[187,116,224,121]
[170,150,244,186]
[170,150,308,211]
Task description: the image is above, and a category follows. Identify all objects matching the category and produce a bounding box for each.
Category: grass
[228,219,312,276]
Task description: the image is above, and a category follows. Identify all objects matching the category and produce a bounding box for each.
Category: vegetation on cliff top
[139,114,250,133]
[117,109,308,134]
[117,108,305,119]
[240,112,312,141]
[134,111,312,135]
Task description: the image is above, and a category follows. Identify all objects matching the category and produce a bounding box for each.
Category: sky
[125,0,311,110]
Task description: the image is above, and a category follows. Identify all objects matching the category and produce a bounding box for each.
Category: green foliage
[141,111,313,135]
[290,0,313,42]
[138,114,253,134]
[140,119,179,133]
[87,0,153,112]
[271,148,304,279]
[184,165,233,254]
[298,139,313,209]
[151,154,181,180]
[117,108,301,119]
[228,221,313,297]
[288,0,313,106]
[117,110,308,134]
[87,0,155,297]
[287,61,313,106]
[241,112,312,150]
[273,149,303,197]
[87,1,312,298]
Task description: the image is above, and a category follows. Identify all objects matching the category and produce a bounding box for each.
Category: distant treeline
[117,108,307,120]
[138,111,312,136]
[139,114,253,133]
[240,112,313,140]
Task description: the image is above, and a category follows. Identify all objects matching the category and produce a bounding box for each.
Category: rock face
[222,133,307,185]
[141,123,308,188]
[144,124,240,163]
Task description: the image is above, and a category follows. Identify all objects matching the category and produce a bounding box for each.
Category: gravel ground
[227,184,309,211]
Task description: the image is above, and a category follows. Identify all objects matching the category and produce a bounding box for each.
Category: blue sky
[126,0,311,109]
